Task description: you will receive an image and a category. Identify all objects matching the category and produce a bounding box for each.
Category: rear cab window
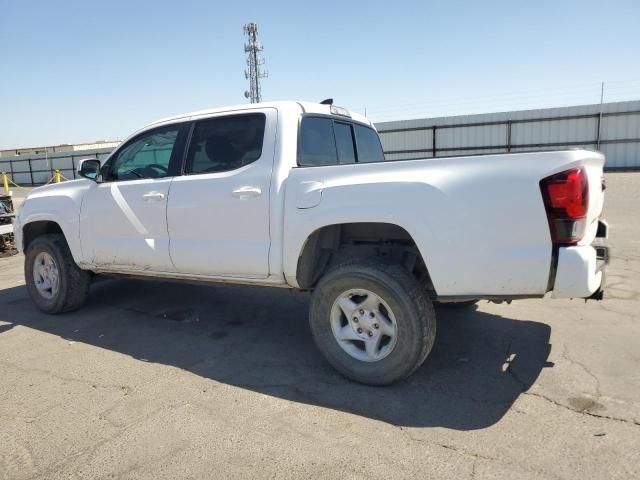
[298,116,385,166]
[334,122,357,164]
[299,117,337,166]
[353,124,385,163]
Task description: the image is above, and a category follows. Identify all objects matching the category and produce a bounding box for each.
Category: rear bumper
[551,243,608,299]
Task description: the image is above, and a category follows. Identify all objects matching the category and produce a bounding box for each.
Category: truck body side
[14,101,606,300]
[283,149,605,299]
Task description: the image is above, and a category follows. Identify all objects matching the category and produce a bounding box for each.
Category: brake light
[540,167,589,245]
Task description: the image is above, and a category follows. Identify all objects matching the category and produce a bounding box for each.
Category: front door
[80,124,187,271]
[167,109,276,277]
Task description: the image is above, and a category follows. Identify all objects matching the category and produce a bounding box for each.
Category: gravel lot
[1,173,639,480]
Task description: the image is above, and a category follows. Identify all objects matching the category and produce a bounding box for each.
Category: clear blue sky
[1,0,639,149]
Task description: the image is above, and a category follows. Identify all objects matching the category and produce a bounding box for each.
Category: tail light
[540,167,589,245]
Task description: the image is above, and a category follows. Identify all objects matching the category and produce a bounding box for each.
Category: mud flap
[587,246,609,301]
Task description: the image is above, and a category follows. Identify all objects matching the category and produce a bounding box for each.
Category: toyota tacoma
[14,101,609,385]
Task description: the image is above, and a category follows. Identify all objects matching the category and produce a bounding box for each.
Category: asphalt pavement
[1,173,638,479]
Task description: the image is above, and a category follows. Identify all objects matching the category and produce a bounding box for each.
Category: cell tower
[243,23,267,103]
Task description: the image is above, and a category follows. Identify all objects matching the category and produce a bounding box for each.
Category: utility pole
[243,23,267,103]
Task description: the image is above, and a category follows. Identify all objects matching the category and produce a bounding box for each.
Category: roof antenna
[320,98,333,105]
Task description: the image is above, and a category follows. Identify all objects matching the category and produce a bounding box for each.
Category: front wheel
[25,233,90,314]
[309,261,436,385]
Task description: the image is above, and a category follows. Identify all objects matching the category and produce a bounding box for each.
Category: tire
[436,300,478,309]
[24,233,90,314]
[309,260,436,385]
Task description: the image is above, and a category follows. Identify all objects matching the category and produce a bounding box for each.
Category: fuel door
[294,181,324,209]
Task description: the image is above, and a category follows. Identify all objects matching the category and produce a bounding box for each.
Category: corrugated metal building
[376,100,640,169]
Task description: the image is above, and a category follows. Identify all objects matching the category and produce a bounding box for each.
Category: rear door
[167,109,277,277]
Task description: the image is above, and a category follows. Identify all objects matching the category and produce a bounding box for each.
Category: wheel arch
[20,217,82,266]
[22,220,65,251]
[293,222,436,295]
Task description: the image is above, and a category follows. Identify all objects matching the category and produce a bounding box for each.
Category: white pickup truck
[14,101,609,385]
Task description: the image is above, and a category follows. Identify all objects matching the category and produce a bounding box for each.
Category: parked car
[14,101,609,384]
[0,193,15,250]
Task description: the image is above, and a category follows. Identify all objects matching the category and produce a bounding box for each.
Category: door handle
[142,192,165,201]
[232,186,262,199]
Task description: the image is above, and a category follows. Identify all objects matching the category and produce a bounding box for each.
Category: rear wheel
[309,261,436,385]
[25,233,90,314]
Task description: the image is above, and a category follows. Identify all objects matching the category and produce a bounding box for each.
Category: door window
[106,126,181,181]
[185,113,266,174]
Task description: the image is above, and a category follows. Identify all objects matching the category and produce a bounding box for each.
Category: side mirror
[77,158,101,181]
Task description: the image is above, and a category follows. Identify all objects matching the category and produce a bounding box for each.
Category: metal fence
[0,148,113,186]
[376,100,640,169]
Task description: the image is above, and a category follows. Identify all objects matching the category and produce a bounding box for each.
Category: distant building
[0,140,120,158]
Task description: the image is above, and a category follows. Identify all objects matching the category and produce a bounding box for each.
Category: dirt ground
[1,173,639,479]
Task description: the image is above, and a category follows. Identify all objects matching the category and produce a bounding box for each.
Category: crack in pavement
[32,401,192,479]
[561,344,602,398]
[396,425,566,480]
[522,391,640,426]
[502,337,640,427]
[397,425,497,461]
[0,359,134,394]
